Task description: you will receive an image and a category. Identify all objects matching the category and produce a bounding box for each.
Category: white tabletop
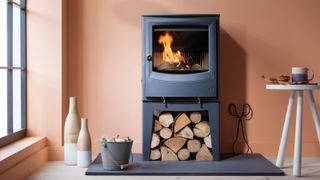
[266,84,320,90]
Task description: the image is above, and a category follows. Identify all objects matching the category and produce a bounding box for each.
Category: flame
[158,32,185,66]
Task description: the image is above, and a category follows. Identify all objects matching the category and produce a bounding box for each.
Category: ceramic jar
[77,117,92,167]
[64,97,81,165]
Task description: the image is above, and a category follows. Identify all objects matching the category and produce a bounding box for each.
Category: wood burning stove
[142,15,219,98]
[142,14,220,161]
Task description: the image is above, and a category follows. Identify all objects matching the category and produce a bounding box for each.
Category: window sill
[0,137,46,174]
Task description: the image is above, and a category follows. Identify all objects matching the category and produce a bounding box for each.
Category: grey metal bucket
[99,140,133,171]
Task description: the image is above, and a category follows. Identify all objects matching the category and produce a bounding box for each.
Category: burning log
[175,56,190,70]
[186,56,195,66]
[191,64,202,71]
[157,62,176,71]
[157,32,192,71]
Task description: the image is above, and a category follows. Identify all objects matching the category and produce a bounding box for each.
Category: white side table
[266,84,320,177]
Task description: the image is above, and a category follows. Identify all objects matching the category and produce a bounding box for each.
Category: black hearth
[142,14,220,161]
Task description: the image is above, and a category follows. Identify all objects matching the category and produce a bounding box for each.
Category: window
[0,0,26,147]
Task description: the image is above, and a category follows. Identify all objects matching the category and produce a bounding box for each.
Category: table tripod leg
[276,90,295,168]
[293,90,303,177]
[307,90,320,143]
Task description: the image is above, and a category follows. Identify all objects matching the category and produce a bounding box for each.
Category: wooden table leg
[276,90,296,168]
[307,90,320,143]
[293,90,303,177]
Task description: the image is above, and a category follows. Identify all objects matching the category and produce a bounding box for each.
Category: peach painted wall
[27,0,65,155]
[66,0,320,157]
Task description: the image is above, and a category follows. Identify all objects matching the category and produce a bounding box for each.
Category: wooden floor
[27,157,320,180]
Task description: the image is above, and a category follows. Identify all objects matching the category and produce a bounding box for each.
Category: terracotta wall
[26,0,320,159]
[65,0,320,156]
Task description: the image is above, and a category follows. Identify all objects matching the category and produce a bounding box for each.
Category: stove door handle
[146,55,152,61]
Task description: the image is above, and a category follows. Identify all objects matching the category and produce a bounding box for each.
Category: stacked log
[159,128,172,139]
[176,126,193,139]
[150,111,213,161]
[150,149,161,160]
[187,139,201,153]
[153,120,162,132]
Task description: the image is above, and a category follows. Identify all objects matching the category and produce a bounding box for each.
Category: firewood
[157,62,176,71]
[153,110,162,118]
[101,135,132,142]
[196,144,213,161]
[187,139,201,153]
[151,133,160,148]
[174,113,191,133]
[177,148,190,161]
[153,120,162,132]
[114,137,130,142]
[150,149,161,160]
[160,146,178,160]
[164,137,187,153]
[159,113,174,128]
[176,126,194,139]
[190,112,201,124]
[159,127,172,139]
[191,64,202,70]
[204,134,212,148]
[193,121,210,138]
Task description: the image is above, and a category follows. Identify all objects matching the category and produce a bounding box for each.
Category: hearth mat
[86,153,284,176]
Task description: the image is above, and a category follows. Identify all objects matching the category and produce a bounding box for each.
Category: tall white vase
[77,118,92,167]
[64,97,81,165]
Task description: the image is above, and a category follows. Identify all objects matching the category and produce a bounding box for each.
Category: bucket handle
[103,142,133,170]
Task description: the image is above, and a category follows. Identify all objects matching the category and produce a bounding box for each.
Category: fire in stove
[154,31,208,73]
[158,32,187,69]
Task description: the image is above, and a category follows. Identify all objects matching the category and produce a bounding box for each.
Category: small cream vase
[77,118,92,167]
[64,97,81,165]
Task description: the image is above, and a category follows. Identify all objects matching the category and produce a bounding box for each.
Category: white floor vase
[64,97,81,165]
[77,150,92,167]
[64,144,78,165]
[77,117,92,167]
